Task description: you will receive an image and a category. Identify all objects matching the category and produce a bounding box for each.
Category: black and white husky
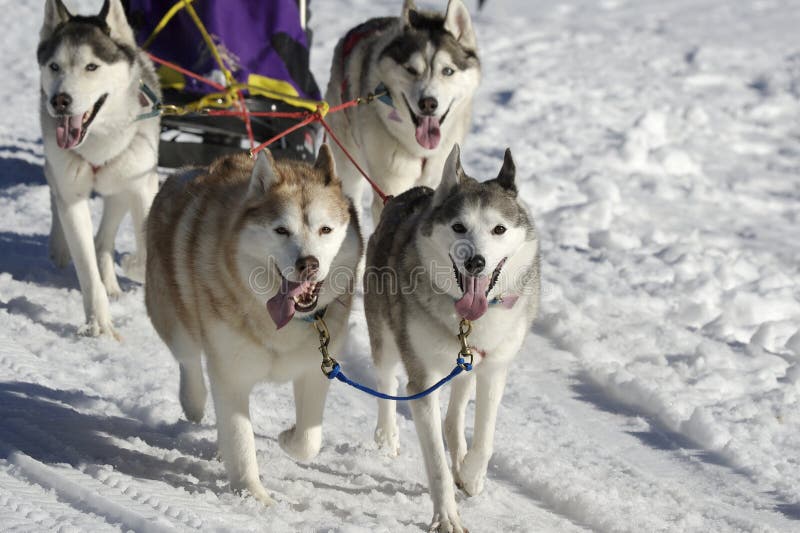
[38,0,160,336]
[326,0,480,222]
[364,145,540,533]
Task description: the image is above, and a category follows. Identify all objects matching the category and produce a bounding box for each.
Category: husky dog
[145,146,362,504]
[326,0,480,222]
[364,145,539,532]
[38,0,160,336]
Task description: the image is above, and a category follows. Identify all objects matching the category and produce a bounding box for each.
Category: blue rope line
[325,358,473,401]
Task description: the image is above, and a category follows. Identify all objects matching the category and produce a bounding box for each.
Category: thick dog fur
[38,0,161,336]
[145,147,362,504]
[325,0,480,222]
[364,145,540,532]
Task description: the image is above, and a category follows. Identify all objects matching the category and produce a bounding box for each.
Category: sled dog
[38,0,161,336]
[326,0,480,222]
[145,146,362,504]
[364,145,540,532]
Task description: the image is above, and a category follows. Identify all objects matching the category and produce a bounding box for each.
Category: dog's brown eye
[405,65,418,76]
[275,226,289,236]
[86,63,98,71]
[452,223,467,234]
[492,225,506,235]
[319,226,332,235]
[442,67,455,76]
[49,62,59,72]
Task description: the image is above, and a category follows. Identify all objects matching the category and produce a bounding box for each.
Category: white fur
[39,0,160,336]
[325,0,480,222]
[367,146,539,533]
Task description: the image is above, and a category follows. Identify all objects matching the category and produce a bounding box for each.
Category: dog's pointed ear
[103,0,136,44]
[433,144,464,206]
[444,0,477,50]
[40,0,72,40]
[247,150,278,199]
[315,144,340,186]
[402,0,417,25]
[496,148,517,193]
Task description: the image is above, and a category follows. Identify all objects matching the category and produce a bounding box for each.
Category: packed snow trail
[2,0,800,531]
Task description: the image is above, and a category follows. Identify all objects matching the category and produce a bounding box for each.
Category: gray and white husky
[364,145,540,533]
[325,0,480,222]
[38,0,160,336]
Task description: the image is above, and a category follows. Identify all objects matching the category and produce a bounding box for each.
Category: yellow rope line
[141,0,195,50]
[182,1,235,86]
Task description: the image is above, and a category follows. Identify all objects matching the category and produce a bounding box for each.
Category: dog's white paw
[374,425,400,456]
[77,318,119,340]
[428,509,467,533]
[454,450,488,497]
[279,426,321,462]
[121,253,145,283]
[234,480,275,506]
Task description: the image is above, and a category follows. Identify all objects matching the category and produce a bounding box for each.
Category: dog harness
[339,17,395,105]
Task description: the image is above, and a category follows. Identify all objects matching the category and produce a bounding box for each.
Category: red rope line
[147,52,226,92]
[236,89,255,151]
[147,52,390,203]
[318,115,389,205]
[250,113,317,157]
[206,109,309,119]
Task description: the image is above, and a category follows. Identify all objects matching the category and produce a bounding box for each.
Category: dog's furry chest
[404,300,530,373]
[202,317,323,383]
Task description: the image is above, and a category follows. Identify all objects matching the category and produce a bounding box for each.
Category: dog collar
[134,80,161,122]
[297,307,327,324]
[372,82,395,108]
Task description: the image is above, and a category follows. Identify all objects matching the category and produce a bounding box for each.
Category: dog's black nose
[51,93,72,114]
[296,256,320,278]
[418,96,438,115]
[464,255,485,276]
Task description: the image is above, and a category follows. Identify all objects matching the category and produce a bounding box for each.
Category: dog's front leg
[49,191,70,268]
[457,365,509,496]
[208,364,274,505]
[56,196,114,337]
[445,371,475,482]
[279,370,330,462]
[408,385,465,533]
[121,173,158,283]
[95,193,128,299]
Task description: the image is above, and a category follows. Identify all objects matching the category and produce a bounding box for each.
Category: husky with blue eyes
[38,0,161,336]
[325,0,481,223]
[364,145,540,533]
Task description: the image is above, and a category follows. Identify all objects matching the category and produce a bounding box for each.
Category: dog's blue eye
[452,223,467,234]
[442,67,455,76]
[492,225,506,235]
[320,226,332,235]
[86,63,98,72]
[49,62,59,72]
[275,227,290,236]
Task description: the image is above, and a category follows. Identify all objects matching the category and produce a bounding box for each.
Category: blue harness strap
[325,358,472,401]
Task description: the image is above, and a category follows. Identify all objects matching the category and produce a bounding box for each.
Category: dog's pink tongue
[415,115,441,149]
[454,275,490,321]
[266,278,312,330]
[56,115,84,149]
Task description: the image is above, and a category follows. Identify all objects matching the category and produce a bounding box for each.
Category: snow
[2,0,800,531]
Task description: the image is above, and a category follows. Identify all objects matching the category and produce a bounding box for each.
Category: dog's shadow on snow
[570,377,800,521]
[0,146,46,190]
[0,381,226,496]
